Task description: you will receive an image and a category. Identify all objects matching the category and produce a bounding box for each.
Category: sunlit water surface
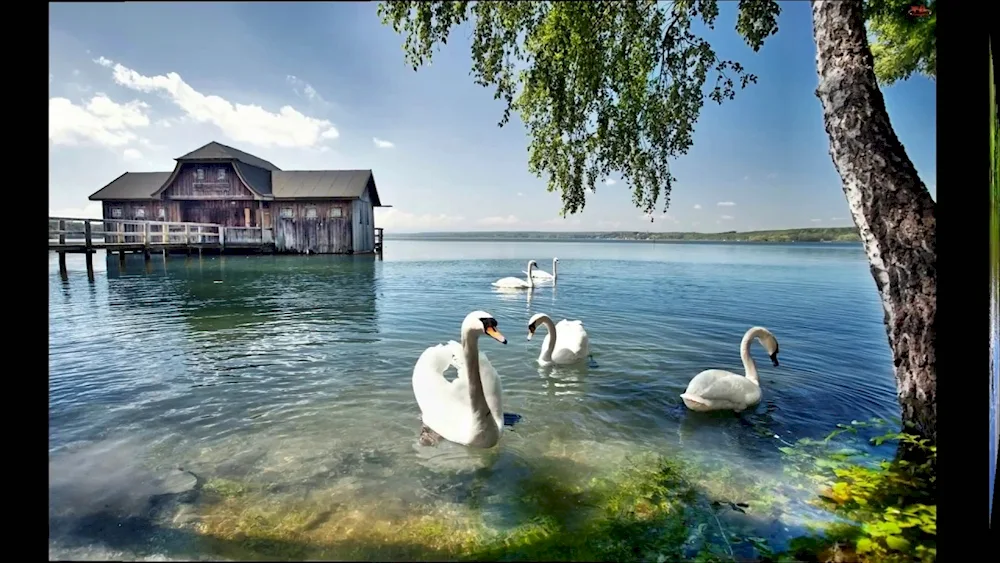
[49,239,899,560]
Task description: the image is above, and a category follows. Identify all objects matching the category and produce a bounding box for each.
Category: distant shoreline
[384,227,861,244]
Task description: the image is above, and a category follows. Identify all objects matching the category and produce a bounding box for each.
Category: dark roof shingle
[176,141,281,171]
[88,172,171,200]
[271,170,379,204]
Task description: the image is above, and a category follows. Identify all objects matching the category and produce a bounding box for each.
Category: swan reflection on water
[537,364,587,399]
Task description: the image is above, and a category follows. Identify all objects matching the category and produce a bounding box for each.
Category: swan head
[526,312,549,340]
[754,328,780,366]
[462,311,507,344]
[528,260,538,268]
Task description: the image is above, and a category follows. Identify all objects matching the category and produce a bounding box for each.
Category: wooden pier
[50,217,383,277]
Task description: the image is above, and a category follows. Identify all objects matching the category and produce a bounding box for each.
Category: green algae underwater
[163,418,934,562]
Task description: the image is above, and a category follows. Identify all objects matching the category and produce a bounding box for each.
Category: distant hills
[386,227,861,243]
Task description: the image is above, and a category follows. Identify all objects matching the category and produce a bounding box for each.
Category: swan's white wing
[412,343,481,445]
[523,269,553,278]
[684,370,759,404]
[493,276,530,288]
[551,319,590,363]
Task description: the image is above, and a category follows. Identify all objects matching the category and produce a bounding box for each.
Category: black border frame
[34,0,997,556]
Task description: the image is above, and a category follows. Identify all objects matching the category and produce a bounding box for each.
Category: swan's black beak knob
[769,353,779,367]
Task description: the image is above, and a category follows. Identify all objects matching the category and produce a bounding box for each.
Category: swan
[412,310,508,448]
[680,326,780,413]
[493,260,536,290]
[527,312,592,366]
[524,258,558,281]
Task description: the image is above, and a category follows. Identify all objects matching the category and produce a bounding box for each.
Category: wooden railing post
[58,220,66,246]
[184,224,190,245]
[143,222,149,246]
[84,220,92,249]
[219,226,225,248]
[117,220,124,244]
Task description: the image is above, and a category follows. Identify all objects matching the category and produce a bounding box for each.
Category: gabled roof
[176,141,281,171]
[271,170,382,206]
[87,142,387,206]
[88,172,172,201]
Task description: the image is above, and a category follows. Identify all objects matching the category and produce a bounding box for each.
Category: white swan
[680,326,780,413]
[527,312,591,366]
[493,260,536,289]
[412,310,508,448]
[524,258,558,281]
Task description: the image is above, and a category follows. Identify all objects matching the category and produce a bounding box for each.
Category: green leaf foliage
[864,0,936,85]
[377,0,780,217]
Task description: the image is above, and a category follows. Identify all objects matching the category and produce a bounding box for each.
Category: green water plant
[185,452,788,562]
[775,418,936,563]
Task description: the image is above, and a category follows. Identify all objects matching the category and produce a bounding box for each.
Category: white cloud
[97,56,339,149]
[285,75,325,104]
[375,208,464,231]
[479,215,519,226]
[717,201,736,207]
[122,148,143,161]
[373,137,395,149]
[766,172,778,179]
[604,179,617,185]
[517,192,524,197]
[720,215,734,220]
[72,69,81,77]
[830,217,844,221]
[49,94,150,148]
[743,175,750,181]
[541,216,582,227]
[811,218,821,223]
[597,220,621,229]
[641,212,678,223]
[49,201,103,219]
[693,204,702,210]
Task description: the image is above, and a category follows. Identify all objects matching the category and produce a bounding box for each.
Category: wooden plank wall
[272,200,353,254]
[162,163,254,199]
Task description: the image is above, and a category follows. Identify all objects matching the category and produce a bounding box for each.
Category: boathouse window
[111,207,122,218]
[158,208,166,219]
[329,206,343,218]
[305,207,318,219]
[217,168,226,181]
[280,207,294,218]
[196,168,205,180]
[135,207,146,218]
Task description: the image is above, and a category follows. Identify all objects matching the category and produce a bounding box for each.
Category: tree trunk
[810,0,937,444]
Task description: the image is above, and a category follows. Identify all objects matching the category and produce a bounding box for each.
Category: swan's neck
[539,316,557,362]
[552,260,558,280]
[527,262,535,288]
[740,330,760,385]
[462,331,494,425]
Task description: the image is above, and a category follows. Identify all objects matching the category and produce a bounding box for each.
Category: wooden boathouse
[86,141,389,255]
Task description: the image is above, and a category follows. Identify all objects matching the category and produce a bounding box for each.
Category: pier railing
[48,217,224,248]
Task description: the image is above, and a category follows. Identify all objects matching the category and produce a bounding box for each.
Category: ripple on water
[48,243,897,558]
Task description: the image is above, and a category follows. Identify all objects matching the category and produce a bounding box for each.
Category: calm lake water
[48,239,899,560]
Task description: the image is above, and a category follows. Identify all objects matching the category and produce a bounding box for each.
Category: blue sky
[48,1,936,233]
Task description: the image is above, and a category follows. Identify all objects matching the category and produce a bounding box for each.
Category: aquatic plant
[775,418,937,562]
[185,452,789,562]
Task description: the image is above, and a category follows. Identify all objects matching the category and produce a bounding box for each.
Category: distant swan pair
[412,310,590,448]
[492,258,558,289]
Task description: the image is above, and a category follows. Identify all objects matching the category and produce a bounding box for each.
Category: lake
[48,239,900,560]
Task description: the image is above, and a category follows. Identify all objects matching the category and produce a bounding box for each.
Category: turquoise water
[48,239,899,560]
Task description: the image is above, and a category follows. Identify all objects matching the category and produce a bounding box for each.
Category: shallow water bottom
[48,430,843,562]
